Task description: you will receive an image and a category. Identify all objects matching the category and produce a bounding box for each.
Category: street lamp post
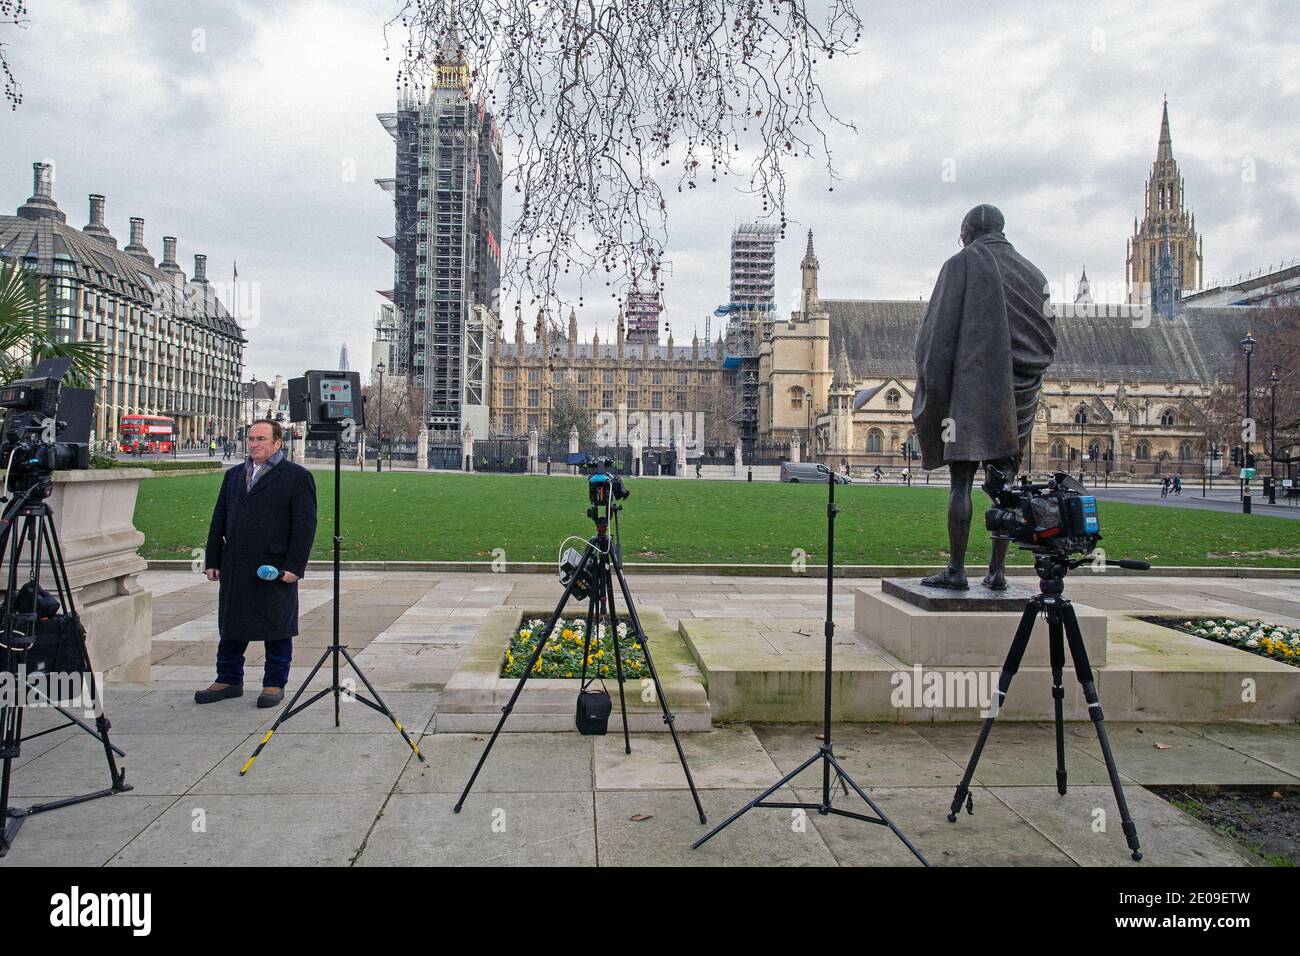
[1241,332,1255,514]
[1268,367,1280,504]
[376,361,386,474]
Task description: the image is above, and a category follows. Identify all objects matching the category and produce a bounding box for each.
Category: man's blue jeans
[217,637,292,687]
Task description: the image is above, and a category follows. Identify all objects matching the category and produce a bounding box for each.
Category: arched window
[1074,407,1088,425]
[885,389,901,409]
[1135,440,1151,462]
[866,429,883,453]
[904,432,919,459]
[1179,441,1192,461]
[1050,440,1064,460]
[789,386,805,410]
[1128,407,1140,425]
[1160,408,1176,427]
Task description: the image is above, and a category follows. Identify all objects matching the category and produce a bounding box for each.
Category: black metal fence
[744,441,789,466]
[473,438,529,473]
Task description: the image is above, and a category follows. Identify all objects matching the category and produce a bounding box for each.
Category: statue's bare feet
[982,571,1007,591]
[921,569,969,589]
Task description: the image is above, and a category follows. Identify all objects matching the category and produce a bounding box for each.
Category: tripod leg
[240,640,334,775]
[603,564,631,754]
[336,646,423,761]
[41,515,128,792]
[1061,603,1142,861]
[948,599,1040,823]
[692,748,823,849]
[454,543,594,813]
[1048,613,1068,796]
[825,752,930,866]
[611,562,706,824]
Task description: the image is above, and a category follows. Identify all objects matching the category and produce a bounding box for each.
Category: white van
[780,462,848,484]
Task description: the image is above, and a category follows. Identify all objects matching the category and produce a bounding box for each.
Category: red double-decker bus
[119,414,176,453]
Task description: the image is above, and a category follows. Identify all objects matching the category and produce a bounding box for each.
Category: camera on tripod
[0,358,93,494]
[984,468,1100,556]
[571,455,630,507]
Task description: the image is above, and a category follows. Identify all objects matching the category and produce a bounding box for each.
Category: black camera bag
[575,686,613,735]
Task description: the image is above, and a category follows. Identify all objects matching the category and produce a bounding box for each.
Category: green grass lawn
[131,470,1300,568]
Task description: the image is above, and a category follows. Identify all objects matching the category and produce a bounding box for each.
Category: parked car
[780,462,849,484]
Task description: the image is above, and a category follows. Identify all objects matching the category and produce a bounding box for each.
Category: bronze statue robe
[912,233,1056,470]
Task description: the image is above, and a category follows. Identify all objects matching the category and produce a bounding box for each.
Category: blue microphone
[256,564,280,581]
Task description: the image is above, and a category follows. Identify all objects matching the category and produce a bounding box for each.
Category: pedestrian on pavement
[1172,475,1182,496]
[695,461,702,478]
[196,419,318,709]
[1161,476,1170,498]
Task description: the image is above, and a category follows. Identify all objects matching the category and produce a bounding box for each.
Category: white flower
[1250,629,1265,641]
[1245,638,1260,648]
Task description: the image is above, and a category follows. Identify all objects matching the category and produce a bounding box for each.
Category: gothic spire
[801,229,819,270]
[831,341,854,389]
[1157,95,1173,164]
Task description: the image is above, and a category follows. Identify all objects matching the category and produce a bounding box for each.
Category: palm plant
[0,259,104,386]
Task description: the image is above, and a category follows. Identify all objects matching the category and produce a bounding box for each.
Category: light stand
[241,377,423,775]
[692,477,929,863]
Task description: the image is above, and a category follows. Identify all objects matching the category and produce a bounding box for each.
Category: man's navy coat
[204,459,318,642]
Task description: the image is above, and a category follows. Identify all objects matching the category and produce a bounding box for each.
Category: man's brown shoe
[195,683,243,704]
[257,687,285,708]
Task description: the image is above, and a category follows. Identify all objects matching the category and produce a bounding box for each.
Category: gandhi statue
[910,204,1057,589]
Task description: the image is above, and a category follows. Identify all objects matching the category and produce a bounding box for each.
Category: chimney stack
[34,162,52,198]
[193,253,208,283]
[82,193,117,247]
[124,217,155,265]
[16,161,66,222]
[159,235,184,278]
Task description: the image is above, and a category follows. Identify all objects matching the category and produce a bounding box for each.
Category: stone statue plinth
[855,577,1107,668]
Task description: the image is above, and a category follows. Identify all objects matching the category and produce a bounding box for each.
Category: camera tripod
[693,477,929,863]
[946,550,1147,861]
[455,470,706,823]
[240,435,423,775]
[1,478,131,858]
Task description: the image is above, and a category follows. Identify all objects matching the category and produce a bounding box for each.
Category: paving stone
[911,722,1138,787]
[796,786,1073,867]
[108,689,281,735]
[1191,722,1300,778]
[594,726,779,790]
[256,690,436,736]
[108,793,385,866]
[357,791,596,866]
[9,732,246,797]
[596,788,838,866]
[0,794,176,867]
[988,784,1257,867]
[396,732,593,793]
[1057,722,1298,785]
[755,722,968,788]
[191,732,416,794]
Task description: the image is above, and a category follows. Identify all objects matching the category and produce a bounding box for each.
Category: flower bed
[1165,617,1300,667]
[501,616,650,680]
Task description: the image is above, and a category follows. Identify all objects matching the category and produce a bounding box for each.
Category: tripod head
[577,456,629,532]
[1031,550,1150,596]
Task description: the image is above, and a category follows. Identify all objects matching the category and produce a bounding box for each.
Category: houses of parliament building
[491,100,1279,474]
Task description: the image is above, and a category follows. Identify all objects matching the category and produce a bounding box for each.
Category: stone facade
[489,308,724,440]
[758,232,1252,477]
[0,163,246,444]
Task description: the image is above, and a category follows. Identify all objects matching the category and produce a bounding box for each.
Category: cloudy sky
[3,0,1298,381]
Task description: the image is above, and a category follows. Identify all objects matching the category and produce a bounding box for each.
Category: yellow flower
[562,628,573,639]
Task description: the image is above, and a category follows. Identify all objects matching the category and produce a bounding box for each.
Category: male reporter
[196,419,318,708]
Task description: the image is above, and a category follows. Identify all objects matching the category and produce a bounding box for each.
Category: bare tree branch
[0,0,28,111]
[385,0,861,312]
